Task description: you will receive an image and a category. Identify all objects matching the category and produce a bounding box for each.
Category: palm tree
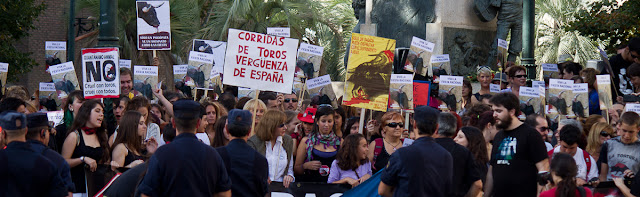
[535,0,600,67]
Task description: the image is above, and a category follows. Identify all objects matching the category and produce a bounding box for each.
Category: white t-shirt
[552,146,599,181]
[545,142,553,152]
[196,132,211,145]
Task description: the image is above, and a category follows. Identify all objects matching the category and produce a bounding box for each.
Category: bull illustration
[137,2,165,32]
[347,41,394,100]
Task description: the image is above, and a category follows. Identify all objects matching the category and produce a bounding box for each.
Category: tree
[567,0,640,53]
[0,0,46,82]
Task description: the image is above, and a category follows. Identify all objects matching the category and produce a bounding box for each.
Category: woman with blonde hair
[586,122,615,161]
[472,66,493,104]
[248,110,295,188]
[243,98,267,127]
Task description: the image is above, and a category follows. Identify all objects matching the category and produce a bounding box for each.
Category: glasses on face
[386,122,404,128]
[278,123,286,128]
[600,131,612,138]
[515,75,527,78]
[540,127,549,132]
[630,51,639,59]
[284,98,298,103]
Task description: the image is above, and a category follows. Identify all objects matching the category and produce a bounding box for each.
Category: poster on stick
[597,75,613,110]
[119,59,131,70]
[173,65,194,98]
[45,41,67,70]
[548,79,573,116]
[306,75,337,107]
[438,75,463,113]
[81,48,120,99]
[388,74,413,111]
[49,62,80,99]
[407,36,434,76]
[430,54,450,81]
[0,63,7,94]
[133,65,158,100]
[136,1,171,50]
[539,63,559,81]
[297,43,324,79]
[222,29,299,93]
[571,83,589,118]
[39,82,61,111]
[497,39,508,68]
[343,33,395,111]
[192,39,226,74]
[413,80,431,109]
[518,87,541,118]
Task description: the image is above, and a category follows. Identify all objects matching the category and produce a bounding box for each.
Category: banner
[389,74,413,111]
[572,83,589,118]
[296,43,324,79]
[413,80,431,109]
[269,182,350,197]
[519,87,541,118]
[0,63,7,94]
[136,1,171,50]
[133,65,158,100]
[119,59,131,70]
[82,48,120,99]
[344,33,395,111]
[430,54,450,81]
[267,27,291,38]
[49,62,80,98]
[45,41,67,70]
[597,75,613,110]
[548,79,573,116]
[306,75,337,107]
[39,82,61,111]
[223,29,299,93]
[407,36,434,76]
[438,75,463,113]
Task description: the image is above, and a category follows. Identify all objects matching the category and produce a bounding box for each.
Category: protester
[561,62,582,80]
[248,110,295,188]
[378,106,452,197]
[139,99,231,196]
[120,67,134,98]
[294,105,340,183]
[113,96,161,147]
[471,111,497,158]
[283,93,298,111]
[583,115,605,138]
[243,98,267,125]
[202,101,222,143]
[436,112,482,197]
[110,111,158,171]
[456,126,490,183]
[335,107,346,137]
[259,91,279,110]
[368,111,405,174]
[499,66,527,96]
[54,90,84,152]
[25,112,75,195]
[0,97,27,113]
[217,109,269,197]
[61,100,111,196]
[150,103,165,125]
[586,122,614,162]
[219,92,237,112]
[461,78,473,115]
[0,111,68,196]
[548,125,599,186]
[598,111,640,181]
[328,133,372,187]
[492,72,508,90]
[525,114,553,151]
[614,172,640,197]
[343,116,361,137]
[211,115,230,148]
[627,63,640,94]
[113,94,130,125]
[554,118,583,147]
[580,68,601,115]
[293,107,316,149]
[540,153,593,197]
[484,93,549,197]
[472,66,493,104]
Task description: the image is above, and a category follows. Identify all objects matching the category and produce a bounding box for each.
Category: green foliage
[0,0,46,82]
[567,0,640,53]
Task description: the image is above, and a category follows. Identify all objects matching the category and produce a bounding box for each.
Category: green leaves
[0,0,46,81]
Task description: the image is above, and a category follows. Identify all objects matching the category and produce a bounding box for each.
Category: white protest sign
[542,63,559,72]
[498,39,508,49]
[0,63,8,73]
[136,1,171,50]
[45,41,67,50]
[119,59,132,69]
[626,103,640,114]
[297,43,324,57]
[431,54,450,63]
[39,82,56,92]
[267,27,291,38]
[519,87,539,97]
[597,75,611,85]
[549,79,573,90]
[440,75,463,86]
[306,74,331,90]
[134,65,158,76]
[82,48,120,99]
[223,29,299,93]
[192,39,227,74]
[47,111,64,127]
[390,74,413,84]
[410,37,435,52]
[532,81,545,88]
[173,65,188,75]
[49,62,75,76]
[573,83,588,93]
[490,84,500,93]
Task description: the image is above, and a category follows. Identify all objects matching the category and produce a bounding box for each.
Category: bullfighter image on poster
[136,1,171,50]
[343,33,395,111]
[518,87,541,119]
[597,75,613,110]
[307,75,338,107]
[173,64,194,98]
[133,65,158,100]
[430,54,450,83]
[45,41,66,72]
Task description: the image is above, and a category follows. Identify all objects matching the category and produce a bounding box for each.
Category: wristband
[80,156,85,162]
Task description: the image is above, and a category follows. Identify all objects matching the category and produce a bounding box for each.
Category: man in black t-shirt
[485,93,549,197]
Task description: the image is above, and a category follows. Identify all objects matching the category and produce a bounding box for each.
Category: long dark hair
[126,96,151,125]
[68,99,110,162]
[211,115,229,148]
[112,111,144,157]
[551,153,578,197]
[62,90,85,127]
[460,127,489,165]
[343,116,360,137]
[336,133,368,171]
[311,105,336,135]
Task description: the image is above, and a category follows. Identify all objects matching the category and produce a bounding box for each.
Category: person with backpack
[548,125,599,186]
[540,153,593,197]
[367,111,405,174]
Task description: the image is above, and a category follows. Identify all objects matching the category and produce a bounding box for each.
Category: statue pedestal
[425,0,497,76]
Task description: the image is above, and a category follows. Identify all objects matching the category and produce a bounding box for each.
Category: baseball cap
[492,72,508,83]
[0,111,27,130]
[173,99,201,120]
[27,112,53,128]
[414,106,439,126]
[228,109,252,126]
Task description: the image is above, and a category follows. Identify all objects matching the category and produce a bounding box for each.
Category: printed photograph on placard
[133,66,158,100]
[187,51,215,89]
[296,43,323,79]
[49,62,80,98]
[136,1,171,50]
[39,82,61,111]
[45,41,67,70]
[518,87,540,118]
[210,73,223,96]
[597,75,613,110]
[0,63,8,95]
[438,76,463,113]
[407,37,434,76]
[497,39,508,69]
[539,64,559,82]
[388,74,413,110]
[331,82,345,102]
[430,55,451,82]
[173,65,193,98]
[308,83,337,107]
[292,80,307,99]
[192,39,226,74]
[571,83,589,118]
[238,87,257,98]
[548,79,573,116]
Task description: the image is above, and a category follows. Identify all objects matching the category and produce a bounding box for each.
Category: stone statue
[477,0,523,69]
[449,32,489,75]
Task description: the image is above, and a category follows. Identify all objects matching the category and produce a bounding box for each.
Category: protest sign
[532,81,546,88]
[438,75,463,113]
[539,86,546,116]
[173,64,193,97]
[0,63,7,94]
[490,83,500,93]
[548,79,573,116]
[413,80,431,109]
[267,27,291,38]
[407,36,434,76]
[238,87,257,98]
[223,29,299,93]
[389,74,413,110]
[292,80,307,99]
[39,82,61,111]
[45,41,67,70]
[539,63,559,81]
[47,111,64,127]
[82,48,120,99]
[192,39,226,74]
[187,51,217,89]
[49,61,80,98]
[296,43,324,79]
[597,75,613,110]
[343,33,395,111]
[430,54,451,81]
[519,87,541,118]
[497,39,508,68]
[331,82,345,101]
[133,65,158,100]
[571,83,589,118]
[306,75,337,107]
[625,103,640,114]
[119,59,131,70]
[136,1,171,50]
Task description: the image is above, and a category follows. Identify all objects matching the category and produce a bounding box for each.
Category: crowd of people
[4,38,640,197]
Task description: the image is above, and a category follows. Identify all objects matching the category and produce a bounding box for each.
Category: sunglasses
[284,98,298,103]
[386,122,404,128]
[278,124,286,128]
[514,75,527,78]
[600,131,612,138]
[540,127,549,132]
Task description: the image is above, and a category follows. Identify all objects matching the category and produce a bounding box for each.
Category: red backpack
[548,149,592,175]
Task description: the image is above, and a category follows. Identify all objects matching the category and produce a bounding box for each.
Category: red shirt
[540,187,592,197]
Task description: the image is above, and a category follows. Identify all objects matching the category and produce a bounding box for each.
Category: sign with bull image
[296,43,324,79]
[548,79,574,117]
[49,61,80,99]
[82,48,120,99]
[136,1,171,50]
[438,75,463,114]
[407,36,434,76]
[343,33,396,112]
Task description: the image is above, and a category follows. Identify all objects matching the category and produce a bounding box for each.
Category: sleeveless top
[70,130,105,193]
[373,145,390,174]
[473,93,481,101]
[301,149,337,183]
[123,146,144,167]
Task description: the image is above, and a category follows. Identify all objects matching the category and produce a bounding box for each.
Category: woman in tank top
[110,111,158,172]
